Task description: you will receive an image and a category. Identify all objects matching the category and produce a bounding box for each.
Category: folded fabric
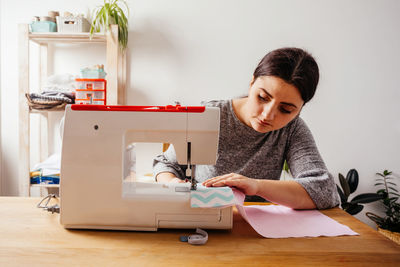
[29,91,75,103]
[190,185,235,208]
[191,184,358,238]
[232,189,359,238]
[32,153,61,176]
[25,93,66,110]
[44,73,76,92]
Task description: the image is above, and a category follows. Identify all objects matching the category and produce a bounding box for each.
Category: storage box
[75,79,106,105]
[30,21,57,32]
[56,16,90,33]
[80,68,107,79]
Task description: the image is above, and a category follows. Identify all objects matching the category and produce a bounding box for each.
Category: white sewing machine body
[60,104,232,231]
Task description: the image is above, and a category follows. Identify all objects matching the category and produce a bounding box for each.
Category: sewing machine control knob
[165,104,186,111]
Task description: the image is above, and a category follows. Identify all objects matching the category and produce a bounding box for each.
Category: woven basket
[378,228,400,245]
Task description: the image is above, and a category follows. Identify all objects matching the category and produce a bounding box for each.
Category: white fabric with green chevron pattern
[190,185,235,208]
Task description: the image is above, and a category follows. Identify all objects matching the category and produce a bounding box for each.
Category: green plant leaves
[337,169,387,216]
[336,185,346,203]
[388,187,399,192]
[339,173,350,197]
[90,0,129,50]
[350,193,383,204]
[346,169,359,194]
[282,160,289,172]
[369,170,400,232]
[346,204,364,215]
[383,170,392,176]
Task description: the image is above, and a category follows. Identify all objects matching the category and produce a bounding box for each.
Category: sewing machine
[60,104,233,231]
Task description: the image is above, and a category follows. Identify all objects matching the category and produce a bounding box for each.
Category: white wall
[1,0,399,227]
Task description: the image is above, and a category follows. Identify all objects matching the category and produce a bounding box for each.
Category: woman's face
[242,76,304,133]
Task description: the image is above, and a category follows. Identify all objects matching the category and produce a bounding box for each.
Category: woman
[153,47,339,210]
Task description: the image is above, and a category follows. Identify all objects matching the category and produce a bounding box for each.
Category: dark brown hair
[253,47,319,104]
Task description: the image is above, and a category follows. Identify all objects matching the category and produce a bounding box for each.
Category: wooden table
[0,197,399,266]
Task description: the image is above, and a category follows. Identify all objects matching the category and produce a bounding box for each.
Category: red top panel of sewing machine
[70,104,206,113]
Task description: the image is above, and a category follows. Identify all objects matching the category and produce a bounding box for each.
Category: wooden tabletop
[0,197,399,266]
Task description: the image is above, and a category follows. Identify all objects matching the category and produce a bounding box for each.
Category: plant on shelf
[90,0,129,50]
[281,160,292,181]
[336,169,383,215]
[366,170,400,235]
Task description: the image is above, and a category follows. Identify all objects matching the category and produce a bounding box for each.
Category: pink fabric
[233,189,359,238]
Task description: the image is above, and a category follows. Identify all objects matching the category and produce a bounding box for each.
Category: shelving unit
[30,184,60,189]
[18,24,126,196]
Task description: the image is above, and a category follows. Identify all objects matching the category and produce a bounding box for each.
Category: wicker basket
[378,228,400,245]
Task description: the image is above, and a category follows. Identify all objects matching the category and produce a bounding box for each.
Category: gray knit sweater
[153,100,340,209]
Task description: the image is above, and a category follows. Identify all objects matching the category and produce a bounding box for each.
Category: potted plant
[281,160,291,181]
[366,170,400,244]
[90,0,129,50]
[336,169,383,215]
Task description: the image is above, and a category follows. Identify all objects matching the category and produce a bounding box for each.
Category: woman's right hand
[203,173,260,195]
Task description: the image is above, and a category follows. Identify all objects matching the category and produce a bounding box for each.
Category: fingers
[202,173,233,187]
[203,173,241,187]
[203,174,259,195]
[211,178,241,188]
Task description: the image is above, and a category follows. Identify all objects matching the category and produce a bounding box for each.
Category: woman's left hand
[202,173,259,196]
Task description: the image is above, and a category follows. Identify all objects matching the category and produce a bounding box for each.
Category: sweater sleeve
[286,117,340,209]
[152,145,186,181]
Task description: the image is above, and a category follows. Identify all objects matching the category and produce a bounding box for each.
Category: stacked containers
[75,79,107,105]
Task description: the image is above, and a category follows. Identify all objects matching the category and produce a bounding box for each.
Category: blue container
[30,21,57,32]
[80,68,107,79]
[30,175,60,184]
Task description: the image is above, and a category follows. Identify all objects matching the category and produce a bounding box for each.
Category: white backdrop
[1,0,399,227]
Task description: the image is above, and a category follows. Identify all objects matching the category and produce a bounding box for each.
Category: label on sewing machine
[175,186,190,192]
[70,104,206,113]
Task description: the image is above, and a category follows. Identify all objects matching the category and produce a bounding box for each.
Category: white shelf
[28,32,107,44]
[19,23,127,196]
[29,108,66,114]
[30,184,60,188]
